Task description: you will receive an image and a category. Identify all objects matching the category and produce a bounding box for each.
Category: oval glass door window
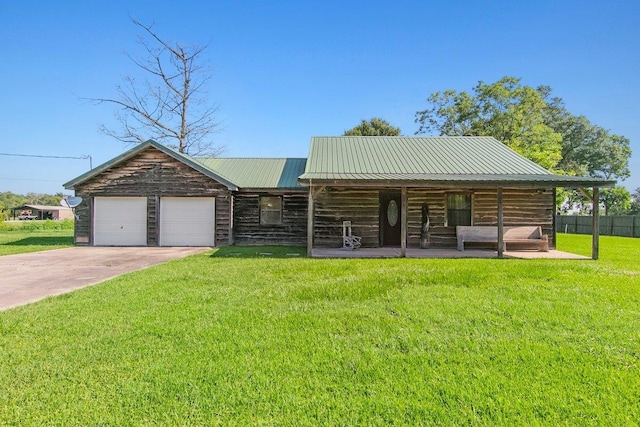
[387,200,398,226]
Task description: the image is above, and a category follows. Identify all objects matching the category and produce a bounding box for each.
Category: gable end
[74,146,231,196]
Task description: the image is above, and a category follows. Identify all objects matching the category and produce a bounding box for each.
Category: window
[447,194,471,227]
[260,196,282,225]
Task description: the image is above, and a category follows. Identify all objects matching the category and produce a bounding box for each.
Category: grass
[1,219,74,231]
[0,234,639,425]
[0,228,74,255]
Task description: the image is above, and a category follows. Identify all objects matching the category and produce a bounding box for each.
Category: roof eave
[298,176,616,189]
[237,187,308,193]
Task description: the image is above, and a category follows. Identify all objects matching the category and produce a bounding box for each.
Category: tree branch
[85,18,221,155]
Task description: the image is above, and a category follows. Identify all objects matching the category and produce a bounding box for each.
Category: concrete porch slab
[311,247,589,260]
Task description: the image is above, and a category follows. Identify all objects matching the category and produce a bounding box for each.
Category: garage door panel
[94,197,147,246]
[160,197,215,246]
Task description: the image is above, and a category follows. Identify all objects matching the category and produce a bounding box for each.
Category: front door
[380,191,401,247]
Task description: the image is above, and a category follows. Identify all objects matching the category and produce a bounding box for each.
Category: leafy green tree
[344,118,401,136]
[0,192,26,211]
[543,97,631,180]
[0,200,7,221]
[561,186,631,216]
[24,193,40,204]
[416,76,632,216]
[39,193,64,206]
[629,188,640,216]
[542,97,632,215]
[600,187,631,215]
[415,76,562,169]
[21,192,64,206]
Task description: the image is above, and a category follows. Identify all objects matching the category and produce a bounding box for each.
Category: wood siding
[71,145,556,250]
[73,146,232,246]
[233,193,307,245]
[407,189,454,247]
[313,188,380,248]
[73,197,91,244]
[147,195,158,246]
[408,188,556,249]
[313,187,556,249]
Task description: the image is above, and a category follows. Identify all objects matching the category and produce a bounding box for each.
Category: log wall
[472,188,555,248]
[233,193,308,245]
[73,198,91,244]
[408,187,555,248]
[73,146,232,246]
[407,189,454,247]
[72,146,556,250]
[313,188,380,248]
[313,187,556,249]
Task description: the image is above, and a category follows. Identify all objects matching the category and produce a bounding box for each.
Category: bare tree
[90,19,222,156]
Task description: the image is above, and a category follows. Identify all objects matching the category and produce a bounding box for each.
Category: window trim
[259,195,283,226]
[445,192,473,227]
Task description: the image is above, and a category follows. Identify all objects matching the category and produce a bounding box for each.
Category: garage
[160,197,215,246]
[94,197,147,246]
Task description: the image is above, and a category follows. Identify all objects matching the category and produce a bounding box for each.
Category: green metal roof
[64,137,614,192]
[299,136,615,187]
[196,158,307,189]
[64,139,305,191]
[302,136,549,176]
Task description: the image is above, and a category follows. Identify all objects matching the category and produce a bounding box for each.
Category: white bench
[456,226,549,252]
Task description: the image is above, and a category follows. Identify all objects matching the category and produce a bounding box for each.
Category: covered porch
[300,136,616,260]
[306,185,607,260]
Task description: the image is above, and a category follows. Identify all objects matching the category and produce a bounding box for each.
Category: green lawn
[0,228,74,255]
[0,234,639,425]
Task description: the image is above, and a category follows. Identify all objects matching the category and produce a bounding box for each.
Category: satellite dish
[61,197,83,208]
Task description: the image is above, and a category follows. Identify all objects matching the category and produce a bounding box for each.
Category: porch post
[497,188,504,258]
[592,187,600,260]
[401,187,407,257]
[228,194,234,245]
[307,184,315,257]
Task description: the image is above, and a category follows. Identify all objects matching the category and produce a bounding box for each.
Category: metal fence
[556,215,640,238]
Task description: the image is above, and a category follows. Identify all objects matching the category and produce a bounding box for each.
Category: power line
[0,152,86,160]
[0,177,67,183]
[0,152,92,168]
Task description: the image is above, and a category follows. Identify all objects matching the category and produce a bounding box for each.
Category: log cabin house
[64,137,614,258]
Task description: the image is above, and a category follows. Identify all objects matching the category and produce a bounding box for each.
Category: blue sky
[1,0,638,196]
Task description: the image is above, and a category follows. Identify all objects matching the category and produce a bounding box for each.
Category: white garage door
[94,197,147,246]
[160,197,215,246]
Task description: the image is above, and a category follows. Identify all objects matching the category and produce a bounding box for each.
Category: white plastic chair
[342,221,362,249]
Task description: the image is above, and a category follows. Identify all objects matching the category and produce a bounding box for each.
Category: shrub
[20,219,74,231]
[4,219,74,231]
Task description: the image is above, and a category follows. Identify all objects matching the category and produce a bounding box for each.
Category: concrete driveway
[0,246,211,311]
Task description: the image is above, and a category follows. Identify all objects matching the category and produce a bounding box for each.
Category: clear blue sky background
[1,0,638,196]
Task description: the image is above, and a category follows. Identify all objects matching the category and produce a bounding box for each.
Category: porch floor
[311,247,589,260]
